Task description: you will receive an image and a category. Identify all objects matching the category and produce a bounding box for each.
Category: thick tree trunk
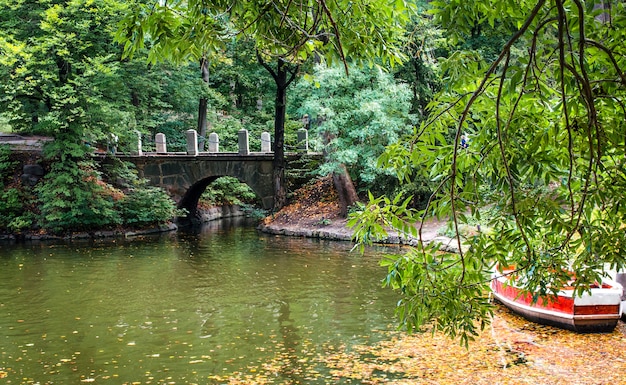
[332,164,359,218]
[197,56,210,151]
[257,55,298,210]
[272,60,288,209]
[197,98,208,151]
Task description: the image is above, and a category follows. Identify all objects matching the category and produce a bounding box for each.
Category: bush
[101,156,179,227]
[0,188,23,218]
[7,214,34,233]
[118,186,178,227]
[36,160,121,233]
[200,176,258,207]
[0,146,31,232]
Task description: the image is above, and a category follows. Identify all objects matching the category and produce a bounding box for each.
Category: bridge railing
[133,128,308,156]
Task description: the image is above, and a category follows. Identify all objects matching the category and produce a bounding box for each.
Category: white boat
[491,266,623,332]
[613,271,626,318]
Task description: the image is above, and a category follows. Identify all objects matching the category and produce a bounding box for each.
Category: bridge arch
[178,175,265,220]
[117,154,275,220]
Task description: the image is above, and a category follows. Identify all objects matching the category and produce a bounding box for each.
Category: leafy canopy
[117,0,413,69]
[291,64,416,192]
[352,0,626,344]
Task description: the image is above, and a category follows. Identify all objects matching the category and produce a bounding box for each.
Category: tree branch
[318,0,349,75]
[256,50,278,82]
[448,0,548,261]
[585,39,626,86]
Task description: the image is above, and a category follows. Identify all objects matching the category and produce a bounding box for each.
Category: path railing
[135,129,309,156]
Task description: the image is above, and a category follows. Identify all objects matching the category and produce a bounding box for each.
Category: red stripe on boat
[493,279,575,314]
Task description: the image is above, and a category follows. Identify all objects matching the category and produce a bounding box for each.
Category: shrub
[0,145,16,180]
[7,214,34,233]
[118,186,178,227]
[36,160,121,233]
[200,176,258,207]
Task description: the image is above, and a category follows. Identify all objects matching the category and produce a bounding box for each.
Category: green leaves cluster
[199,176,259,207]
[354,0,626,340]
[292,64,416,193]
[0,145,33,233]
[34,151,178,234]
[0,0,130,139]
[36,158,120,233]
[117,186,180,227]
[117,0,413,80]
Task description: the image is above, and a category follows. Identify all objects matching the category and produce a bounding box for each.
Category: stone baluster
[208,132,219,153]
[297,128,308,153]
[155,133,167,153]
[261,131,272,153]
[186,129,198,156]
[136,131,143,156]
[238,129,249,155]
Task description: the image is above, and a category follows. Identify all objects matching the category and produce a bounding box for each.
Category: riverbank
[258,176,460,252]
[0,222,180,242]
[0,205,248,242]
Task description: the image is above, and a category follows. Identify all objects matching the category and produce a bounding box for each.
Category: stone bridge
[117,152,321,221]
[118,153,276,214]
[1,129,319,221]
[114,128,318,221]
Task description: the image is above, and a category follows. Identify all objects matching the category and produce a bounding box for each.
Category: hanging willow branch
[444,0,547,264]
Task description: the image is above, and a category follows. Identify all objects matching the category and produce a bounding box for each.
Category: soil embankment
[258,177,459,252]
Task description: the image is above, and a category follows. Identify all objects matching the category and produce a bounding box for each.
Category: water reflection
[0,219,400,383]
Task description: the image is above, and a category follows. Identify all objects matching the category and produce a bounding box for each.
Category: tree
[117,0,413,209]
[352,0,626,344]
[0,0,181,233]
[116,0,229,152]
[291,63,416,213]
[0,0,133,139]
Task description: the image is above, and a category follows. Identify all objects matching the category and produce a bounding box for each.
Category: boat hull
[614,272,626,319]
[491,273,622,333]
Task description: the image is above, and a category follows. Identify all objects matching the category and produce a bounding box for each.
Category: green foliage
[209,115,245,152]
[118,0,412,68]
[35,146,179,233]
[7,213,34,233]
[200,177,259,207]
[211,39,276,117]
[380,251,492,347]
[36,158,121,234]
[0,0,131,139]
[100,156,179,227]
[0,114,10,132]
[0,145,16,178]
[239,203,269,221]
[0,145,27,231]
[355,0,626,340]
[0,188,24,224]
[392,12,445,120]
[348,192,418,249]
[291,64,416,194]
[118,186,178,227]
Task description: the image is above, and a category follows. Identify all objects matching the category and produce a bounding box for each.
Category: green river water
[0,219,401,384]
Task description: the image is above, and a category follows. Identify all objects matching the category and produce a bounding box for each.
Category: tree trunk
[197,56,210,151]
[332,164,359,218]
[257,55,298,210]
[272,59,288,209]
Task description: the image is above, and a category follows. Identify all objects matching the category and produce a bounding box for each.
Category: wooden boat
[612,271,626,319]
[491,267,623,332]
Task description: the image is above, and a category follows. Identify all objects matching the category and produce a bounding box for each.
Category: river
[0,219,402,384]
